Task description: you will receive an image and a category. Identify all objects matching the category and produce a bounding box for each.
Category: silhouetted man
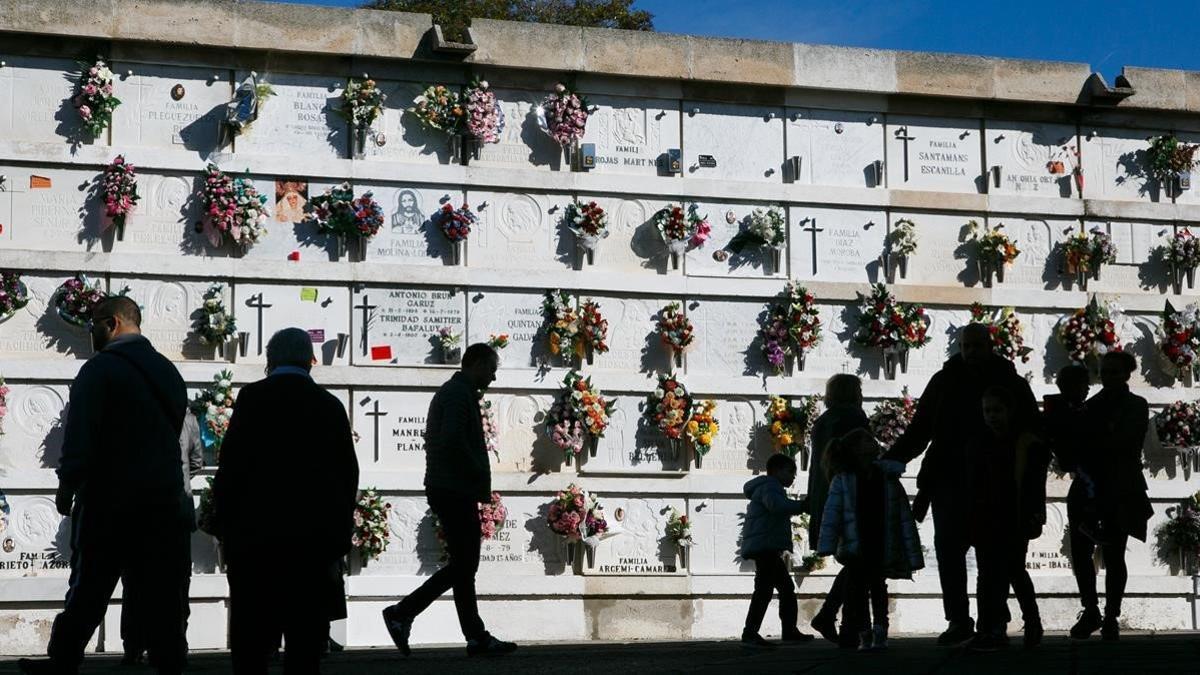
[20,297,191,675]
[382,344,517,658]
[883,323,1038,646]
[213,328,359,674]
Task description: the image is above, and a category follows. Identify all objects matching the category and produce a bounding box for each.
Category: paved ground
[3,634,1199,674]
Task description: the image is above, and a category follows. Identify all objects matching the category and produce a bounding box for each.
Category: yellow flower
[779,434,793,446]
[687,420,700,433]
[698,434,711,446]
[770,421,783,435]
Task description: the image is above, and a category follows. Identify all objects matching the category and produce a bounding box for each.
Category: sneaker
[740,631,778,648]
[1070,607,1102,640]
[381,605,414,656]
[1023,618,1043,648]
[937,620,975,646]
[869,625,889,652]
[1101,616,1120,642]
[966,632,1007,652]
[466,635,518,657]
[781,628,815,643]
[810,613,839,644]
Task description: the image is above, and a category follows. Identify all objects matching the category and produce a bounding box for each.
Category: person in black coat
[381,344,517,658]
[882,323,1039,646]
[20,297,191,675]
[212,328,359,674]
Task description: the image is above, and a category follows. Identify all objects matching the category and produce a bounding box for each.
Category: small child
[818,429,923,652]
[739,453,814,647]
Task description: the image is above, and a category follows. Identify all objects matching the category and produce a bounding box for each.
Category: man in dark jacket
[1065,351,1150,642]
[20,297,191,675]
[382,344,517,658]
[213,327,359,673]
[883,323,1038,646]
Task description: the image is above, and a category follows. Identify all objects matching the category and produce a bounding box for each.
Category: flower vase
[769,247,782,275]
[667,347,683,372]
[996,262,1006,284]
[1092,264,1101,281]
[353,236,367,262]
[1172,264,1184,295]
[577,244,597,267]
[352,124,368,159]
[796,350,806,373]
[1077,267,1089,292]
[898,255,908,280]
[1183,368,1194,388]
[565,539,577,566]
[1189,267,1197,290]
[115,221,125,242]
[442,345,462,365]
[468,135,483,161]
[216,542,227,574]
[450,239,465,266]
[237,332,250,358]
[667,437,681,461]
[693,449,704,469]
[670,251,681,270]
[564,452,573,467]
[899,347,910,374]
[216,339,226,360]
[336,332,349,359]
[882,347,901,380]
[677,545,689,571]
[336,235,348,260]
[564,141,578,170]
[978,260,994,288]
[583,539,597,569]
[585,345,594,366]
[1178,549,1197,576]
[586,434,599,458]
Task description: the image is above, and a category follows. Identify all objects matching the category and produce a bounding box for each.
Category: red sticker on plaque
[287,251,300,261]
[307,329,325,343]
[370,345,392,361]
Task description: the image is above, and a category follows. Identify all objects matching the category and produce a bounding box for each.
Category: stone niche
[785,108,885,188]
[0,164,103,253]
[111,62,229,158]
[350,285,465,367]
[886,115,983,193]
[0,383,69,476]
[0,273,93,359]
[588,496,685,575]
[686,496,754,575]
[363,78,454,165]
[686,201,785,279]
[789,205,887,284]
[579,94,681,177]
[112,277,213,361]
[470,88,563,171]
[0,494,71,578]
[984,216,1077,290]
[572,195,673,274]
[0,55,87,144]
[363,184,459,266]
[686,298,767,377]
[888,210,981,287]
[487,393,559,474]
[351,390,431,472]
[1085,219,1174,295]
[984,120,1078,199]
[467,191,573,271]
[1078,126,1164,203]
[466,289,548,369]
[231,71,344,160]
[583,393,688,473]
[574,294,668,373]
[682,101,785,183]
[234,282,350,366]
[119,171,208,255]
[695,397,771,473]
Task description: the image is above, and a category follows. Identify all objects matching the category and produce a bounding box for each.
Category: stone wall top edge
[2,0,1198,114]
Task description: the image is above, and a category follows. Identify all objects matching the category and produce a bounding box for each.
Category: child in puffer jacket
[818,429,923,651]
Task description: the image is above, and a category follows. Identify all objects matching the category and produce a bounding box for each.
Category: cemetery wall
[1,0,1200,653]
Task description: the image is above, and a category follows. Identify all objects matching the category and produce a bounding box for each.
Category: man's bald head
[92,295,141,327]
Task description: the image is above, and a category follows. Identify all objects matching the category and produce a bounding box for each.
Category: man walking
[213,328,359,673]
[20,297,192,675]
[382,344,517,657]
[883,323,1038,646]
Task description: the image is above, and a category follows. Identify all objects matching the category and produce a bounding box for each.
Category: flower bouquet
[789,512,826,572]
[538,83,590,165]
[410,84,463,134]
[434,202,476,265]
[654,203,712,270]
[764,282,823,375]
[0,375,9,436]
[352,488,392,563]
[1061,227,1117,290]
[481,398,499,460]
[546,483,609,568]
[1057,296,1122,371]
[853,283,930,379]
[545,371,615,464]
[304,182,384,259]
[969,303,1033,364]
[100,155,139,240]
[967,220,1020,287]
[463,78,503,145]
[766,394,820,460]
[198,164,268,252]
[1155,491,1200,575]
[686,399,719,468]
[340,76,386,156]
[488,333,510,350]
[0,271,30,324]
[196,477,218,537]
[222,73,274,142]
[665,507,692,569]
[645,373,692,460]
[191,370,235,460]
[1146,134,1199,198]
[543,290,580,366]
[1164,228,1200,294]
[884,218,918,282]
[437,326,462,364]
[1158,301,1200,386]
[726,206,787,272]
[73,58,120,139]
[869,387,917,448]
[192,284,241,360]
[563,199,609,266]
[52,274,115,329]
[1156,401,1200,449]
[656,302,694,370]
[578,299,609,365]
[478,491,508,540]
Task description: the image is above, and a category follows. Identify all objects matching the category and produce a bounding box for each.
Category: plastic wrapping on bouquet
[583,537,598,569]
[336,332,349,359]
[666,346,683,372]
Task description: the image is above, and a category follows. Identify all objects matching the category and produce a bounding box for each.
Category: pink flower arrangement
[436,202,476,242]
[655,203,712,254]
[199,164,268,249]
[101,155,139,234]
[74,58,120,137]
[546,484,607,541]
[52,274,116,328]
[352,488,392,561]
[0,271,31,321]
[465,78,503,143]
[869,388,917,447]
[0,375,9,436]
[304,182,383,241]
[539,83,589,146]
[480,398,499,459]
[478,492,508,540]
[1058,296,1121,364]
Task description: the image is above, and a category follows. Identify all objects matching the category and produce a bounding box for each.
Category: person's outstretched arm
[883,372,944,463]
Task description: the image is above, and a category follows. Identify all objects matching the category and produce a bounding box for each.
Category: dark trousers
[228,563,332,675]
[743,552,797,634]
[1069,521,1129,617]
[974,535,1013,635]
[48,524,190,673]
[816,567,848,622]
[395,490,487,641]
[842,563,887,632]
[1009,539,1040,623]
[120,569,193,660]
[932,498,971,625]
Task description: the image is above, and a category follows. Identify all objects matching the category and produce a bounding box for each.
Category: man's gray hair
[266,327,314,371]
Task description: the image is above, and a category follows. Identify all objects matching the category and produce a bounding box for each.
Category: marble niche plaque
[686,201,784,279]
[1172,130,1200,206]
[886,116,983,193]
[0,383,69,477]
[573,195,672,274]
[988,216,1077,289]
[467,191,571,271]
[688,496,755,575]
[579,94,681,177]
[580,295,666,372]
[1086,219,1173,294]
[353,493,444,577]
[696,398,770,473]
[489,393,559,474]
[112,277,210,361]
[0,55,86,144]
[890,211,979,286]
[235,283,350,366]
[365,185,457,266]
[467,290,547,369]
[789,205,887,283]
[231,72,343,160]
[0,164,102,252]
[110,63,228,155]
[0,494,70,578]
[785,108,885,187]
[352,390,430,471]
[800,303,860,378]
[1078,127,1163,203]
[590,496,685,575]
[586,394,686,473]
[683,101,785,183]
[0,273,92,359]
[687,299,765,377]
[351,286,465,367]
[120,172,207,254]
[471,88,563,171]
[364,79,454,165]
[1025,502,1073,575]
[984,121,1078,198]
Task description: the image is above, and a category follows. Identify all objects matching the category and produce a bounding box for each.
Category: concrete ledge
[467,18,585,73]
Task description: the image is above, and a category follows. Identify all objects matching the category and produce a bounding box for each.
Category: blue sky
[271,0,1200,79]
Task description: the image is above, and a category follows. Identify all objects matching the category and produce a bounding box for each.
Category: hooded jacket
[739,475,807,557]
[817,467,924,579]
[806,405,870,544]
